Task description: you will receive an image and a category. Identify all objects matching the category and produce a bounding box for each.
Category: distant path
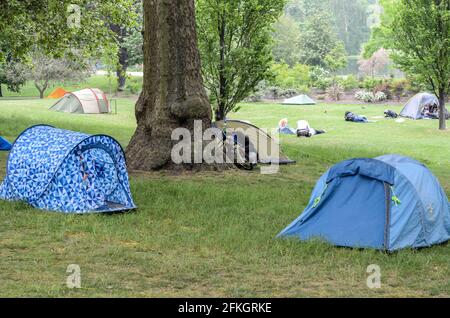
[96,70,143,77]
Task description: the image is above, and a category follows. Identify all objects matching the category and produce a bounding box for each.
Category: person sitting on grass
[345,111,369,123]
[296,120,326,138]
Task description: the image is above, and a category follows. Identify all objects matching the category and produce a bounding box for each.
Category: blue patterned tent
[0,125,136,213]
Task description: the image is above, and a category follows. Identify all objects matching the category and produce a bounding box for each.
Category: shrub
[341,75,359,90]
[270,63,310,90]
[309,66,331,90]
[374,81,393,99]
[374,91,387,102]
[391,79,409,101]
[355,90,375,103]
[326,82,345,101]
[361,77,382,91]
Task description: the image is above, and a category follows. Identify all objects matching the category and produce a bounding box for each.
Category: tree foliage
[389,0,450,130]
[26,51,93,98]
[196,0,286,121]
[0,1,136,62]
[272,15,301,66]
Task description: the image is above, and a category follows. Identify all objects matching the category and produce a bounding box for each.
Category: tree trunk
[217,16,227,122]
[438,90,447,130]
[0,84,3,97]
[117,46,129,92]
[126,0,215,171]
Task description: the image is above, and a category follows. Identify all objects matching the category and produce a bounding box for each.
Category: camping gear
[400,93,448,120]
[282,94,316,106]
[46,87,69,99]
[277,155,450,251]
[345,111,368,123]
[278,118,296,135]
[214,120,296,165]
[0,136,12,151]
[384,110,398,119]
[0,125,136,213]
[50,88,110,114]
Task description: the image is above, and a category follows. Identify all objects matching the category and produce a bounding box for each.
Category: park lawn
[0,75,143,99]
[0,98,449,297]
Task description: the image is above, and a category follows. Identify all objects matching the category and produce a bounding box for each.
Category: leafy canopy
[196,0,286,120]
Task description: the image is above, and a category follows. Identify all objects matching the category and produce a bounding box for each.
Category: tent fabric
[277,155,450,251]
[46,87,69,99]
[213,120,296,165]
[50,88,110,114]
[0,125,136,213]
[0,136,12,151]
[282,94,316,105]
[400,93,445,120]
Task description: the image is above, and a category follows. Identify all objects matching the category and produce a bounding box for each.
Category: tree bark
[126,0,216,171]
[0,84,3,97]
[438,89,447,130]
[117,46,129,92]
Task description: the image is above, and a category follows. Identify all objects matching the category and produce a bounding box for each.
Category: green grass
[0,75,142,98]
[0,98,449,297]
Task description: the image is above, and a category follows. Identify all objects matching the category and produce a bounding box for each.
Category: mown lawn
[0,98,449,297]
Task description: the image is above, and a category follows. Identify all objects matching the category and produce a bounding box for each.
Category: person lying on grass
[345,111,369,123]
[296,120,326,138]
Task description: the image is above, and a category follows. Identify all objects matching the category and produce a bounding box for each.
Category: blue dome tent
[0,125,136,213]
[0,136,12,151]
[278,155,450,251]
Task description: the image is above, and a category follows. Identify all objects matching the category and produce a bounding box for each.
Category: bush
[391,79,409,101]
[341,75,359,90]
[126,77,142,94]
[374,81,393,99]
[355,90,375,103]
[374,91,387,102]
[326,82,345,101]
[270,63,310,90]
[361,77,382,91]
[309,66,331,90]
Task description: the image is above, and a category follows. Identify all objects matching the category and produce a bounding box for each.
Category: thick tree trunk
[126,0,216,171]
[0,85,3,97]
[438,90,447,130]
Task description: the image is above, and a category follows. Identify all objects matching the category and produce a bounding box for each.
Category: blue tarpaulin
[278,155,450,251]
[0,136,12,151]
[0,125,136,213]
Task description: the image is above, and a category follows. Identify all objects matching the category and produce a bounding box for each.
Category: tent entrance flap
[293,175,388,249]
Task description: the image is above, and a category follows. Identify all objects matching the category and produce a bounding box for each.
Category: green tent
[282,94,316,105]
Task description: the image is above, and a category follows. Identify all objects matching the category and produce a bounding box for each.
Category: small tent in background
[0,136,12,151]
[214,120,296,165]
[282,94,316,106]
[46,87,68,99]
[50,88,110,114]
[277,155,450,251]
[0,125,136,213]
[400,92,448,120]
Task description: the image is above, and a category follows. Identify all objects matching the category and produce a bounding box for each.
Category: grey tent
[214,120,296,165]
[50,88,110,114]
[282,94,316,105]
[400,93,447,120]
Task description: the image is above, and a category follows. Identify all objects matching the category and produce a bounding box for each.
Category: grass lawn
[0,98,449,297]
[0,75,143,99]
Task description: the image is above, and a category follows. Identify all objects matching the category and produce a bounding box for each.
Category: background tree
[297,5,347,68]
[272,15,301,66]
[0,1,136,71]
[358,48,390,77]
[110,0,143,91]
[26,51,93,99]
[331,0,371,55]
[196,0,286,121]
[389,0,450,130]
[126,0,214,171]
[0,59,27,97]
